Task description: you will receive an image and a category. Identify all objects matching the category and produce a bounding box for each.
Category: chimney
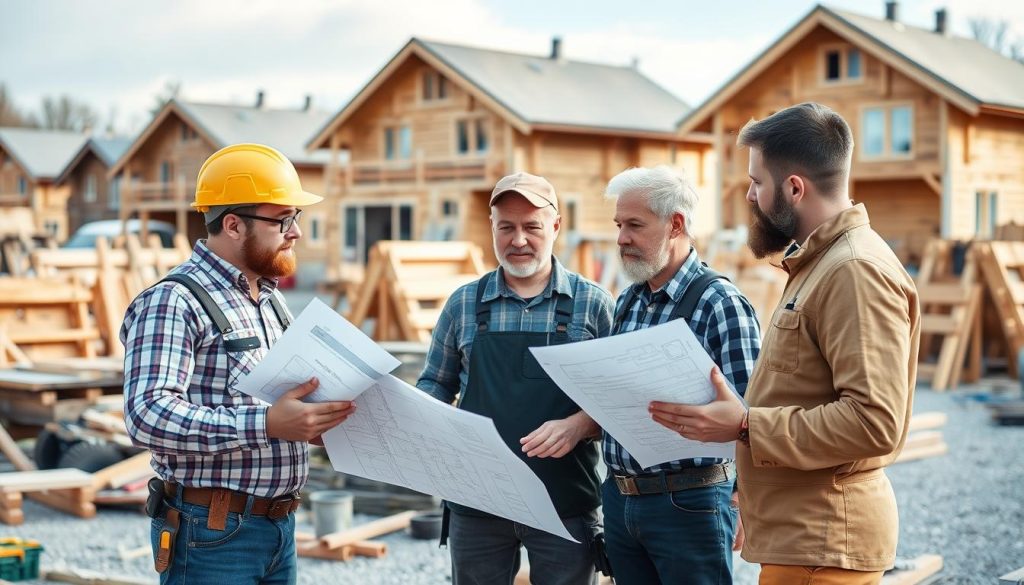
[255,89,265,108]
[550,37,562,60]
[885,1,898,22]
[934,8,948,35]
[303,94,312,112]
[631,56,640,69]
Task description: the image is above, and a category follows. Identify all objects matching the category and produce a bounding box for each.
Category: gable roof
[309,37,691,149]
[0,127,88,181]
[55,136,133,184]
[110,99,332,177]
[678,4,1024,134]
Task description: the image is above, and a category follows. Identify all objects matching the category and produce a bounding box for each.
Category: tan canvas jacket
[737,204,921,571]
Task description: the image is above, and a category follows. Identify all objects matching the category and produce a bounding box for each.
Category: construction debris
[882,554,943,584]
[895,412,950,465]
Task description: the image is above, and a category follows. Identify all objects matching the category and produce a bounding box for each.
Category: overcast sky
[2,0,1021,135]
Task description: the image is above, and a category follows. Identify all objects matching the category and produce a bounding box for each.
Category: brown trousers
[759,564,884,585]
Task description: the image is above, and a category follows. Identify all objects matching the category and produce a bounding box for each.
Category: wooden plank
[26,487,96,518]
[319,510,417,549]
[907,412,947,433]
[40,569,151,585]
[882,554,943,584]
[0,468,94,491]
[903,430,944,450]
[895,441,949,464]
[0,423,35,471]
[92,452,154,490]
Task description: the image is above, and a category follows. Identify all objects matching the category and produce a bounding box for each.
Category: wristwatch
[738,410,750,446]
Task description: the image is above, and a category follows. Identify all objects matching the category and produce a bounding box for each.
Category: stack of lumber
[0,276,98,361]
[895,412,949,464]
[295,510,416,561]
[31,233,190,356]
[914,240,983,391]
[974,241,1024,378]
[348,241,487,342]
[0,367,122,427]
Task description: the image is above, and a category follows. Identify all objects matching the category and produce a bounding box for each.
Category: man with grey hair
[418,171,614,584]
[601,165,761,585]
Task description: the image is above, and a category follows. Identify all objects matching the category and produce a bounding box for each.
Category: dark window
[456,120,469,154]
[422,71,434,101]
[475,119,488,153]
[399,205,413,240]
[384,127,395,160]
[310,217,321,241]
[437,75,448,99]
[442,201,458,217]
[826,51,841,80]
[17,176,27,195]
[345,207,358,248]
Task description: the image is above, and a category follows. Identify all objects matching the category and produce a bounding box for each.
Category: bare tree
[0,83,37,127]
[150,80,182,115]
[970,17,1024,63]
[39,95,99,132]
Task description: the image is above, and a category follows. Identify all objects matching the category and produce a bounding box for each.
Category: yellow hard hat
[192,143,323,212]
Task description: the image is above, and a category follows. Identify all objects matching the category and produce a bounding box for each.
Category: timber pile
[914,240,983,391]
[974,241,1024,377]
[0,207,53,278]
[895,412,949,464]
[295,510,416,561]
[0,277,98,361]
[348,241,487,342]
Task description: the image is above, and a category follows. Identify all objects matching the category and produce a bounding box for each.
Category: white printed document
[322,374,577,542]
[529,319,740,469]
[235,298,401,403]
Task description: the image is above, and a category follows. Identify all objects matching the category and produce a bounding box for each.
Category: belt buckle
[614,475,639,496]
[267,498,292,519]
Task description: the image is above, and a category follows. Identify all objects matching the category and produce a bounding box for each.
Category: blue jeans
[151,491,296,585]
[449,508,599,585]
[601,477,736,585]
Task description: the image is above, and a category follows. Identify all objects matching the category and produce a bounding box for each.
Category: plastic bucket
[309,490,354,537]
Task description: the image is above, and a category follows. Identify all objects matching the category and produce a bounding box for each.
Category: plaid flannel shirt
[120,241,303,498]
[603,249,762,476]
[417,257,614,404]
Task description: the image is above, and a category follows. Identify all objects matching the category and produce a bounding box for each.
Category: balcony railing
[341,154,492,189]
[122,180,196,210]
[0,193,30,206]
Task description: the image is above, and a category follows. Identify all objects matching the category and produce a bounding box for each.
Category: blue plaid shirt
[603,250,762,476]
[121,241,304,498]
[417,257,614,404]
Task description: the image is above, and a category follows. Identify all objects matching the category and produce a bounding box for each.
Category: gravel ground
[4,381,1021,584]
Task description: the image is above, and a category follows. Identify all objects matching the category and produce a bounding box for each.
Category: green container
[0,538,43,581]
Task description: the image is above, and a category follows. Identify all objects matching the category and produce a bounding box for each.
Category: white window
[384,125,412,160]
[860,104,913,159]
[822,46,863,83]
[108,176,121,210]
[976,191,999,237]
[84,175,97,203]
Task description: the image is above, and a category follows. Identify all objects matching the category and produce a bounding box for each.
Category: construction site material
[0,367,121,427]
[906,412,948,432]
[975,241,1024,378]
[0,277,98,361]
[319,510,417,549]
[914,240,983,391]
[1000,566,1024,584]
[40,568,150,585]
[348,241,486,341]
[0,468,95,525]
[881,554,943,584]
[896,412,950,465]
[0,537,43,581]
[310,490,354,537]
[989,401,1024,426]
[295,531,388,561]
[408,510,443,540]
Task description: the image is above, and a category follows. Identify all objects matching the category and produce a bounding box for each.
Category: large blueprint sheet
[235,298,400,403]
[530,319,738,469]
[322,374,576,542]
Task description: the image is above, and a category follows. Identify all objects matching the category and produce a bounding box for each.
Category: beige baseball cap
[489,172,558,211]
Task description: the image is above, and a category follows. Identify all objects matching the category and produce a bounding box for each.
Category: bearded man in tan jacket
[648,102,921,585]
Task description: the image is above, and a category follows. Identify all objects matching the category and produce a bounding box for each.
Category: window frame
[857,101,915,161]
[819,44,865,86]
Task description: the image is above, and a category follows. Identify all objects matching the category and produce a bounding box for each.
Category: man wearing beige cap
[418,171,614,584]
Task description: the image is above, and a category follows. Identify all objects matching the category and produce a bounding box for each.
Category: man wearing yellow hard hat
[121,143,355,584]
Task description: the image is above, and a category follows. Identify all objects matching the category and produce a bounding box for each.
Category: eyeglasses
[231,210,303,233]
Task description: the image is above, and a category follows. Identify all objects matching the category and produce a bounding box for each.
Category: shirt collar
[483,256,573,303]
[192,240,278,298]
[781,204,871,274]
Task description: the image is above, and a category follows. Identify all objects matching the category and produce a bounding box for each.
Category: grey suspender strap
[268,291,292,330]
[160,273,289,352]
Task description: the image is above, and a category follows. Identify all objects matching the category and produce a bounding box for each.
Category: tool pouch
[155,507,180,574]
[145,477,165,519]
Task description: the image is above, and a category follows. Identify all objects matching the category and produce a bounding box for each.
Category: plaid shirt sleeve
[416,285,467,404]
[121,285,270,455]
[701,290,761,398]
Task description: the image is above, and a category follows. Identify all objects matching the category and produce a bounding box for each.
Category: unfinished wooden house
[108,97,334,280]
[56,137,132,234]
[677,3,1024,266]
[0,128,88,241]
[307,37,716,272]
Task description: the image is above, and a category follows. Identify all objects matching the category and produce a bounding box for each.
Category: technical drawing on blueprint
[531,319,739,468]
[322,374,575,541]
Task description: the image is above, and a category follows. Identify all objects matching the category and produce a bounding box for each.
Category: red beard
[242,233,296,278]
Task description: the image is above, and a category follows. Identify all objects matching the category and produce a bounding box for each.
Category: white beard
[495,243,545,278]
[620,241,670,284]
